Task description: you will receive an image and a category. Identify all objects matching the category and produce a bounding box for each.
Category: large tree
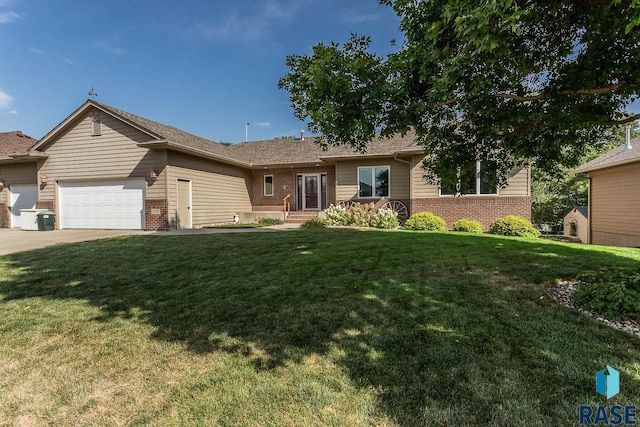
[279,0,640,189]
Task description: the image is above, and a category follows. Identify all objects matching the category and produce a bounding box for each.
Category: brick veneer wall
[411,196,531,230]
[145,199,169,231]
[251,167,336,211]
[0,202,8,228]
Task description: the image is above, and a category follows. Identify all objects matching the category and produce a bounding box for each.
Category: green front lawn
[0,229,638,425]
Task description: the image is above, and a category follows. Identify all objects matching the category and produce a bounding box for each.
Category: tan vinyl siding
[411,155,439,198]
[590,162,640,247]
[500,166,530,196]
[336,158,410,201]
[38,111,166,200]
[0,163,37,204]
[167,151,252,227]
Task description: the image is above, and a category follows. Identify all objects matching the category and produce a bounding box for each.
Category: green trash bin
[36,210,56,231]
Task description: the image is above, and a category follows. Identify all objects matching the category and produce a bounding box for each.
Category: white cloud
[0,11,19,23]
[189,0,315,42]
[340,11,380,24]
[63,58,75,66]
[3,110,17,115]
[29,47,43,54]
[0,89,13,110]
[255,122,271,127]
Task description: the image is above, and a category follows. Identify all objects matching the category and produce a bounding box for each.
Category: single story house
[573,135,640,247]
[0,100,531,231]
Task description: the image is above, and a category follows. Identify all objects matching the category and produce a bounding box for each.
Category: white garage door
[59,180,145,229]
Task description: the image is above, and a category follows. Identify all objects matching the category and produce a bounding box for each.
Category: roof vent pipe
[625,124,632,151]
[300,130,305,141]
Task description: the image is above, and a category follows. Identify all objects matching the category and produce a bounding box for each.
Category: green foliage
[322,204,349,226]
[451,219,483,233]
[403,212,447,231]
[299,218,326,229]
[279,1,640,184]
[489,216,540,238]
[573,268,640,321]
[257,217,283,226]
[371,208,400,229]
[532,125,638,231]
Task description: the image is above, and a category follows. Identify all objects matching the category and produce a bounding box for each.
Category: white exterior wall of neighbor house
[166,151,252,228]
[563,208,589,243]
[589,162,640,247]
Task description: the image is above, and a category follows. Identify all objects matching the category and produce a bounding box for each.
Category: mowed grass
[0,229,639,426]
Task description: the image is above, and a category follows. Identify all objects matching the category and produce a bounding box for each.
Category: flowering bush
[371,208,399,229]
[322,204,348,226]
[347,204,374,227]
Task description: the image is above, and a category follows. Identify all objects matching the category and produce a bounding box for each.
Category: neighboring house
[573,136,640,247]
[0,100,531,231]
[563,206,588,243]
[0,131,39,228]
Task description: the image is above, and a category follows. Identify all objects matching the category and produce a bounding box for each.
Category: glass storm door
[303,175,320,210]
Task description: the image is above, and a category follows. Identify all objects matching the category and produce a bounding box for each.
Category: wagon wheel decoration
[380,200,408,225]
[336,200,357,210]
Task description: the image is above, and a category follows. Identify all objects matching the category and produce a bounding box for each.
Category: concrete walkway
[0,224,300,256]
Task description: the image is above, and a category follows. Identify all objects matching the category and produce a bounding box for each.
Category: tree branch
[601,114,640,126]
[495,83,626,102]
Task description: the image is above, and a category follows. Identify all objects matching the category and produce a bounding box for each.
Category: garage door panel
[59,180,145,229]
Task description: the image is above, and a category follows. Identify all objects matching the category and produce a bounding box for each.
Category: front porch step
[285,211,319,223]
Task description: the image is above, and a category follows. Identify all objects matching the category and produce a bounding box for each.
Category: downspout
[624,125,632,151]
[393,153,413,212]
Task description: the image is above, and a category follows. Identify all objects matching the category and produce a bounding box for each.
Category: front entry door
[303,175,319,210]
[177,179,192,229]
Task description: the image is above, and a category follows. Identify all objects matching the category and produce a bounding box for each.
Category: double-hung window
[358,166,390,198]
[440,161,497,196]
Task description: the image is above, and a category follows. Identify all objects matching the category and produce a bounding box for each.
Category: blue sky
[1,0,638,143]
[0,0,401,142]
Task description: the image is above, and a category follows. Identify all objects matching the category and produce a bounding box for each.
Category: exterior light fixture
[0,179,5,190]
[150,169,159,181]
[40,175,48,185]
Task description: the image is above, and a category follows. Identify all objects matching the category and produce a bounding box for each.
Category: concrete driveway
[0,229,150,256]
[0,224,299,256]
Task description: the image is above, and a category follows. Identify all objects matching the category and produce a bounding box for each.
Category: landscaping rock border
[548,281,640,338]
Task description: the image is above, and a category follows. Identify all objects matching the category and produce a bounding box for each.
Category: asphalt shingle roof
[0,131,37,156]
[573,137,640,173]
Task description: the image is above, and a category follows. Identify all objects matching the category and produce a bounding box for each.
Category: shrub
[299,218,326,229]
[451,219,483,233]
[403,212,447,231]
[371,208,399,229]
[572,268,640,321]
[346,204,374,227]
[322,204,348,226]
[257,217,283,226]
[489,215,540,238]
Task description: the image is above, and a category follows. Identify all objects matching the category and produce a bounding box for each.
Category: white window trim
[438,161,499,197]
[357,165,391,199]
[263,174,274,197]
